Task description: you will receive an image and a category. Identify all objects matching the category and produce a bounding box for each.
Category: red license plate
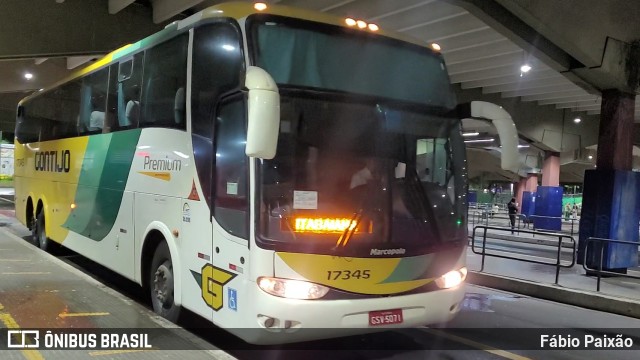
[368,309,403,326]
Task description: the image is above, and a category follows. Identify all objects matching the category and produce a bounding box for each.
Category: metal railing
[471,225,577,284]
[526,214,579,236]
[583,237,640,292]
[470,210,526,233]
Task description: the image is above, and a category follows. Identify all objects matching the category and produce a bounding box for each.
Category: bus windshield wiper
[335,208,364,249]
[406,167,442,242]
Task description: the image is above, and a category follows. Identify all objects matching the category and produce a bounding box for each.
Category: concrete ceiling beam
[538,95,601,106]
[502,84,581,98]
[443,0,580,73]
[109,0,136,14]
[460,69,558,89]
[450,64,549,83]
[554,100,602,110]
[521,90,591,102]
[444,42,520,65]
[482,76,571,94]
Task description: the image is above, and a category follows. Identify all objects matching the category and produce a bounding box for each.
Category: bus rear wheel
[33,211,51,251]
[149,241,181,322]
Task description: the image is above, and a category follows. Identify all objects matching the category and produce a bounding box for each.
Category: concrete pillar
[515,177,526,206]
[578,89,639,270]
[541,152,560,186]
[596,89,635,171]
[525,173,538,192]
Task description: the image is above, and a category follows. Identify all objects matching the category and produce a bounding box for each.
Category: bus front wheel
[149,241,181,322]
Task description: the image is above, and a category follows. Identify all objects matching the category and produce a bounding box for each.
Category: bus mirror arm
[245,66,280,159]
[457,101,519,173]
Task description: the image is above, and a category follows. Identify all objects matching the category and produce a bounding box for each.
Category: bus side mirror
[245,66,280,159]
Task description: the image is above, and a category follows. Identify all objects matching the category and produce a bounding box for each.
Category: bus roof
[19,1,434,105]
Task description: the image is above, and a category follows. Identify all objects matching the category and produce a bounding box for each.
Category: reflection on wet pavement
[460,292,522,313]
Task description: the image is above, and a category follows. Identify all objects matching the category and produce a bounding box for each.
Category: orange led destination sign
[292,217,371,234]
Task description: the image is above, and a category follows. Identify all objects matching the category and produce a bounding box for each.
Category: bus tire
[33,211,51,251]
[149,241,181,322]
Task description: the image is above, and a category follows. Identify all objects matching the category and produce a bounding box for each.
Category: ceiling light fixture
[24,73,33,80]
[520,64,532,73]
[574,117,581,124]
[462,132,479,137]
[431,43,441,51]
[464,138,494,143]
[254,2,267,11]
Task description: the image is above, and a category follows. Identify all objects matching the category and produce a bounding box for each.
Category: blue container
[578,170,640,270]
[521,191,536,222]
[534,186,563,231]
[467,191,477,204]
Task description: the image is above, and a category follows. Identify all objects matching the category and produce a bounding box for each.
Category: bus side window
[213,96,248,240]
[79,67,109,135]
[118,53,143,128]
[191,22,244,207]
[140,34,188,130]
[105,63,119,133]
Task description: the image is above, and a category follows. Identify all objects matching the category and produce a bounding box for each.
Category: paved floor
[0,220,232,359]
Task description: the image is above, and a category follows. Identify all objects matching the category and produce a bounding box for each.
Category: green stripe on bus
[378,255,433,284]
[63,129,141,241]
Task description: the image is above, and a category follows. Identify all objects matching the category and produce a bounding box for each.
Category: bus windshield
[257,92,467,257]
[249,15,456,109]
[251,16,465,256]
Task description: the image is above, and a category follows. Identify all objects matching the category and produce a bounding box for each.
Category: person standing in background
[508,197,518,234]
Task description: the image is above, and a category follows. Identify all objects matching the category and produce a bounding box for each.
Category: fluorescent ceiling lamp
[520,64,532,73]
[464,138,494,143]
[462,132,480,137]
[518,145,529,148]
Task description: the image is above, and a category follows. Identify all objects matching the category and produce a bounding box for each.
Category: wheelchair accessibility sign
[228,288,237,311]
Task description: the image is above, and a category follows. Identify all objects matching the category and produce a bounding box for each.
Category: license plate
[368,309,403,326]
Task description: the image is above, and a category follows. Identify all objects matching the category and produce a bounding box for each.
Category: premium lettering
[143,156,182,171]
[35,150,71,173]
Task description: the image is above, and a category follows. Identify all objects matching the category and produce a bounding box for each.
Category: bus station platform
[466,224,640,319]
[0,214,234,359]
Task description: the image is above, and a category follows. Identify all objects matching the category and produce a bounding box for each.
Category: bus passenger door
[210,95,250,325]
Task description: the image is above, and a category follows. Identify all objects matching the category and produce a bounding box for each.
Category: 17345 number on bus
[327,270,371,280]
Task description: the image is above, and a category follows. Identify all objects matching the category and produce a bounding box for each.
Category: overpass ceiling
[1,0,637,120]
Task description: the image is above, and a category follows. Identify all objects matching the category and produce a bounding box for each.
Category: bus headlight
[258,277,329,300]
[435,267,467,289]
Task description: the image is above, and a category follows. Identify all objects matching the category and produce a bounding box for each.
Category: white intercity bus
[15,2,470,344]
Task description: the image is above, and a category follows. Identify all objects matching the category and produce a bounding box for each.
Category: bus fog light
[258,277,329,299]
[435,267,467,289]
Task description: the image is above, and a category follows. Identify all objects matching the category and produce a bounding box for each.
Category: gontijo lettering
[35,150,71,173]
